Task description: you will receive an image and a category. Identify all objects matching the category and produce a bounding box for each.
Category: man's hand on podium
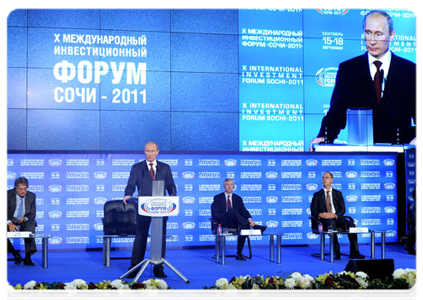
[309,137,325,151]
[410,137,416,145]
[123,195,131,205]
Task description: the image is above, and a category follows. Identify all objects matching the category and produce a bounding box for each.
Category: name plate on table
[7,231,32,238]
[349,227,369,233]
[240,229,261,235]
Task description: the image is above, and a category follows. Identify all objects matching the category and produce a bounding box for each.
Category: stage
[7,243,416,290]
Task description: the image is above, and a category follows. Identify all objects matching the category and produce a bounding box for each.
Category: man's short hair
[363,10,394,35]
[223,178,234,184]
[14,177,29,188]
[144,141,159,150]
[324,171,334,179]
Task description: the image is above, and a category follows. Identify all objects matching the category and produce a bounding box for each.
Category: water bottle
[318,223,323,233]
[217,224,222,234]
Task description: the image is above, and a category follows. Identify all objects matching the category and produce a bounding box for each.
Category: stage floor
[7,243,416,290]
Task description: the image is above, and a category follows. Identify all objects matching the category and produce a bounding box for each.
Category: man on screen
[310,172,364,260]
[211,178,267,261]
[7,177,37,266]
[123,141,176,278]
[309,10,416,151]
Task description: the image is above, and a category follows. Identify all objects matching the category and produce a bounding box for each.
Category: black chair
[102,199,137,267]
[103,200,137,235]
[210,217,252,259]
[309,215,354,261]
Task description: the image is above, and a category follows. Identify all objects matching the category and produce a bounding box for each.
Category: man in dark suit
[211,178,266,261]
[7,177,37,266]
[123,141,176,278]
[309,10,416,151]
[310,172,364,260]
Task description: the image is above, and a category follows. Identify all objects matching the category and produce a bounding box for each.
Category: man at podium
[309,10,416,151]
[123,141,176,278]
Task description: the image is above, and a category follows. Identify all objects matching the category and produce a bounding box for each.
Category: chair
[102,199,137,267]
[210,217,252,260]
[103,200,137,235]
[309,215,355,261]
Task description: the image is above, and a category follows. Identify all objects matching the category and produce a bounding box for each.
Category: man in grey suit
[310,172,364,260]
[7,177,37,266]
[211,178,266,261]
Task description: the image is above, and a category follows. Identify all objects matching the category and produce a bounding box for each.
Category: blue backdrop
[7,9,416,151]
[8,151,398,250]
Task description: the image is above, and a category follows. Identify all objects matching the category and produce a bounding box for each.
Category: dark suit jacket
[124,160,176,198]
[211,192,252,222]
[310,188,346,221]
[318,52,416,144]
[7,189,36,224]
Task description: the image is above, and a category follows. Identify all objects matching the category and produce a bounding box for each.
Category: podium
[120,181,189,283]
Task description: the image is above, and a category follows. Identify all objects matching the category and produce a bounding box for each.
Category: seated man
[310,171,365,260]
[7,177,37,266]
[211,178,266,261]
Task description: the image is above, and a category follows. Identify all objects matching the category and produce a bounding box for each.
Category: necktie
[149,163,155,180]
[227,195,232,210]
[326,191,332,213]
[373,61,382,105]
[17,197,24,219]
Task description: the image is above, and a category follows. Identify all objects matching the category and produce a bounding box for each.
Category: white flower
[393,268,405,279]
[215,278,229,289]
[355,277,369,289]
[117,284,131,299]
[72,279,87,287]
[110,279,122,288]
[356,271,368,279]
[290,272,302,280]
[4,284,15,295]
[147,280,159,299]
[225,283,238,298]
[250,283,260,298]
[299,274,314,289]
[65,283,78,299]
[23,280,37,290]
[284,278,296,289]
[156,279,168,290]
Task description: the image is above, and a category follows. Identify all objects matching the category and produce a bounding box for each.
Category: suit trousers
[130,215,166,274]
[320,218,359,255]
[7,220,37,257]
[219,209,250,254]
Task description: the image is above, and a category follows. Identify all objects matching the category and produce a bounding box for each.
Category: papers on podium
[7,231,32,238]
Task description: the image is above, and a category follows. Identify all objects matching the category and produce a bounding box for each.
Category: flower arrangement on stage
[11,269,416,290]
[5,279,183,300]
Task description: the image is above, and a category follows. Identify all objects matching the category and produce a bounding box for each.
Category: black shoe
[153,272,168,278]
[349,252,365,259]
[236,253,246,261]
[23,257,35,266]
[334,253,341,260]
[253,225,267,233]
[14,253,22,265]
[404,245,416,255]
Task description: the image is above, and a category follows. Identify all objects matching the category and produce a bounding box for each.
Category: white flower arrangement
[110,279,130,290]
[23,280,37,290]
[393,268,416,287]
[284,272,315,289]
[64,282,78,299]
[64,279,88,290]
[142,278,168,290]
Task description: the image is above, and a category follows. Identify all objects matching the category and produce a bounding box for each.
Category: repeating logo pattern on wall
[7,152,399,250]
